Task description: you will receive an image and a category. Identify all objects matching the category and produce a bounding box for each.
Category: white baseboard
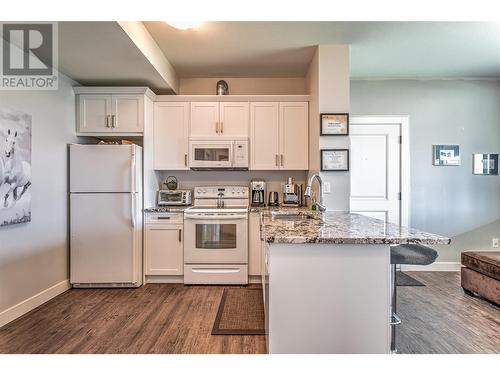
[0,279,70,328]
[401,262,461,272]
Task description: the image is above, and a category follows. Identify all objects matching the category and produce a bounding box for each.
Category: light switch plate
[323,182,331,193]
[492,238,499,248]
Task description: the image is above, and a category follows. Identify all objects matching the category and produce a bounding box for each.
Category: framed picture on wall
[321,149,349,171]
[320,113,349,135]
[473,153,499,175]
[433,144,460,166]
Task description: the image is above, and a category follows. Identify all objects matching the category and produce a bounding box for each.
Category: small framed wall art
[321,149,349,171]
[433,144,460,166]
[473,153,498,175]
[320,113,349,136]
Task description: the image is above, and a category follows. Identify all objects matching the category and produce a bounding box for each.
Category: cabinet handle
[280,154,284,167]
[178,229,182,242]
[111,114,116,128]
[215,122,219,134]
[184,154,188,167]
[275,154,279,167]
[220,122,223,134]
[105,115,110,128]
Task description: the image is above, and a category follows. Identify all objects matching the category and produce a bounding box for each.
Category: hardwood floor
[397,272,500,354]
[0,272,498,354]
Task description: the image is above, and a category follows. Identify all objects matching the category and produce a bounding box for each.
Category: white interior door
[350,123,401,225]
[70,193,135,284]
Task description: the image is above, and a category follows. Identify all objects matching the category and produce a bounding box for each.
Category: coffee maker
[282,177,302,207]
[250,180,266,207]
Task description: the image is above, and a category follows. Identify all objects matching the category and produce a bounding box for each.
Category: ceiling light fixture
[164,21,203,30]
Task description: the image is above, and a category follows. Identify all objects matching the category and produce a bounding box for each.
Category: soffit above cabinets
[155,95,310,102]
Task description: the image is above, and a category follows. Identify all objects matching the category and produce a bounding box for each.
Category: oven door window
[194,147,229,162]
[195,223,237,249]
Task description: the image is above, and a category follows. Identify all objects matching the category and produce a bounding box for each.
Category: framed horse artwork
[0,109,32,227]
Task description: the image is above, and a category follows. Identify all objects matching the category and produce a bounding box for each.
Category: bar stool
[390,244,438,353]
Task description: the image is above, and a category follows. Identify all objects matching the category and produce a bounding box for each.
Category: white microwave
[189,138,249,170]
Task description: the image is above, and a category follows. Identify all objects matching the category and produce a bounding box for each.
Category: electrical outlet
[323,182,331,194]
[493,238,499,248]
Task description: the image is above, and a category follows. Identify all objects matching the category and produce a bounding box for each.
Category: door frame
[350,116,410,227]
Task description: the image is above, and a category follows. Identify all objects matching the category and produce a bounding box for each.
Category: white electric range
[183,186,249,284]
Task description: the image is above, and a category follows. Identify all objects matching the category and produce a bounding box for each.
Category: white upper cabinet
[250,101,308,170]
[77,95,113,133]
[279,102,309,170]
[154,102,189,170]
[250,102,280,170]
[190,102,249,138]
[190,102,220,137]
[77,93,145,134]
[111,95,144,133]
[219,102,249,138]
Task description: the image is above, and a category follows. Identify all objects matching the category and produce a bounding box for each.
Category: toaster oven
[157,190,192,206]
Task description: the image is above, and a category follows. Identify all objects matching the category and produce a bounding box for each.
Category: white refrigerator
[69,144,143,287]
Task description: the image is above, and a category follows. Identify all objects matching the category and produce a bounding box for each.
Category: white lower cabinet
[144,213,183,276]
[249,212,262,276]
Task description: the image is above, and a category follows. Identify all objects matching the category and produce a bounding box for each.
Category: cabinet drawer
[145,212,183,224]
[184,264,248,285]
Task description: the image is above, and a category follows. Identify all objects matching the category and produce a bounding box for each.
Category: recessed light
[164,21,203,30]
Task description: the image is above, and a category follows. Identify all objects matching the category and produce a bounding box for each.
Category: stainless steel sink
[271,211,318,220]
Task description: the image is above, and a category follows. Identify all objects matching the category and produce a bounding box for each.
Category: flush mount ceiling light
[164,21,203,30]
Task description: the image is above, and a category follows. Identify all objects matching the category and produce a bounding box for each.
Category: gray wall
[0,73,77,315]
[351,80,500,262]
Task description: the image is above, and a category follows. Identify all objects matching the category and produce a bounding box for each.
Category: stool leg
[391,263,397,353]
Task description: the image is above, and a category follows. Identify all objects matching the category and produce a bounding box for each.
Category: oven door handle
[184,213,248,220]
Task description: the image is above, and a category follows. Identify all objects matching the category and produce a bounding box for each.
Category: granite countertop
[144,206,192,213]
[260,210,451,245]
[249,205,309,213]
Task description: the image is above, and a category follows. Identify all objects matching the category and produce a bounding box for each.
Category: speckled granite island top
[261,210,451,245]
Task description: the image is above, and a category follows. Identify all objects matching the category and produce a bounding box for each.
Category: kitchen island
[259,210,450,354]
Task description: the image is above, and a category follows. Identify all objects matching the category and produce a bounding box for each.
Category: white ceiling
[58,22,175,92]
[144,21,500,79]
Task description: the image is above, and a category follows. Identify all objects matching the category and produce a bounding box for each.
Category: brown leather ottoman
[461,251,500,305]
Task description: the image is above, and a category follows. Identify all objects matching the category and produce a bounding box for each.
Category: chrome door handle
[220,122,223,134]
[178,229,182,242]
[275,154,279,167]
[111,114,116,128]
[184,154,188,167]
[280,154,284,167]
[216,122,219,134]
[390,313,402,326]
[105,115,110,128]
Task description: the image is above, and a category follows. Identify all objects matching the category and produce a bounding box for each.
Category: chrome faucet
[304,174,326,212]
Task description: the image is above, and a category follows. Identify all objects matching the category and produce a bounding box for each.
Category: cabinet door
[145,225,183,275]
[250,102,280,170]
[219,102,249,138]
[154,102,189,170]
[279,102,309,170]
[112,95,144,133]
[248,212,262,276]
[190,102,219,137]
[77,95,112,133]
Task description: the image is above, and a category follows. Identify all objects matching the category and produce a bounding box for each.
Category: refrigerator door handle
[130,146,136,228]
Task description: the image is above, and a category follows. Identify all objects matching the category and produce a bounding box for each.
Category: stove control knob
[197,189,201,194]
